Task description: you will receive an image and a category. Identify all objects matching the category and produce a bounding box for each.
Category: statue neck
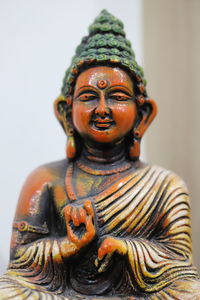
[81,141,126,164]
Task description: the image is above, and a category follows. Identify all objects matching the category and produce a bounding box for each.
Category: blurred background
[0,0,199,274]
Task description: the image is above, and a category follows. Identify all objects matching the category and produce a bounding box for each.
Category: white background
[0,0,143,274]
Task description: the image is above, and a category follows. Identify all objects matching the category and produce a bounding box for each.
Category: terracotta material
[0,9,199,300]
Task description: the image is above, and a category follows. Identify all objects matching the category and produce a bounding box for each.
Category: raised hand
[63,200,96,250]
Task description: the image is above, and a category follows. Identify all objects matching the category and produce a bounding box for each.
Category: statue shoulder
[148,164,189,195]
[133,164,191,216]
[22,158,68,186]
[15,159,68,217]
[139,163,189,193]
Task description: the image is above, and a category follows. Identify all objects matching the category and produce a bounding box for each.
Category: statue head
[54,10,157,160]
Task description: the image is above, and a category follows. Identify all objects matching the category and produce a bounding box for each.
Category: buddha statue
[0,10,199,300]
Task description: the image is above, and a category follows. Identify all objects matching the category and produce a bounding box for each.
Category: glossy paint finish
[72,66,137,146]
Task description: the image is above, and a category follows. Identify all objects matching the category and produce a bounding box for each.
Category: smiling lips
[91,118,115,129]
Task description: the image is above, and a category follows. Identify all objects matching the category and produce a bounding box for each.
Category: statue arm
[7,165,95,292]
[9,166,83,259]
[97,175,198,293]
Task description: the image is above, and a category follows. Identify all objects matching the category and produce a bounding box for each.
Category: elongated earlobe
[66,136,76,159]
[129,139,140,161]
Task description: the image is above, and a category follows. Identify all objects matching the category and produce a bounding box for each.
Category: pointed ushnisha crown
[61,10,147,98]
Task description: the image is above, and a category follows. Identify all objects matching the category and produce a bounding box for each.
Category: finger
[64,205,72,222]
[84,200,94,217]
[85,215,94,232]
[98,247,106,261]
[72,207,80,226]
[79,207,87,224]
[81,215,95,244]
[98,242,108,260]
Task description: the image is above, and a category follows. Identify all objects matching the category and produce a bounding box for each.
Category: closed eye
[109,92,132,101]
[76,91,98,101]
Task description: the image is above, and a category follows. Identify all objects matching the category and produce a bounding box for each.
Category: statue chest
[53,169,124,209]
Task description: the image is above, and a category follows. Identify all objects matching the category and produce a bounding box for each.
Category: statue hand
[97,236,127,261]
[63,200,96,249]
[95,236,127,273]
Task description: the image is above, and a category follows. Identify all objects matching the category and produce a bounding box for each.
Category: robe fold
[0,164,199,299]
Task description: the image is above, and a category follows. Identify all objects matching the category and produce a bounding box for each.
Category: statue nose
[95,95,110,117]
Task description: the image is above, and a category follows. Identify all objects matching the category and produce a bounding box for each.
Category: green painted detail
[61,9,147,97]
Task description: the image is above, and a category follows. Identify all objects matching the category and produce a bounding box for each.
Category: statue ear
[134,98,157,139]
[129,98,157,160]
[54,95,77,159]
[54,95,73,135]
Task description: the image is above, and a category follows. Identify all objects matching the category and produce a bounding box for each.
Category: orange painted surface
[15,167,55,217]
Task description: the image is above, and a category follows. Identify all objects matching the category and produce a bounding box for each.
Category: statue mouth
[91,118,115,130]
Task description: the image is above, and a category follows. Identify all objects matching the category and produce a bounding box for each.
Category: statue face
[72,66,137,146]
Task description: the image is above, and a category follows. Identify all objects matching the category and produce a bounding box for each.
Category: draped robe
[0,160,199,299]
